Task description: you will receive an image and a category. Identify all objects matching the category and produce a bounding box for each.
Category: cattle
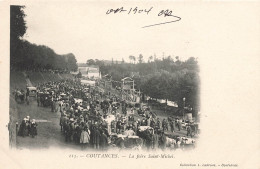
[165,137,177,149]
[112,135,143,150]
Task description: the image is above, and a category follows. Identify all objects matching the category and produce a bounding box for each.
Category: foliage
[10,6,78,72]
[11,40,78,71]
[89,56,200,112]
[10,6,27,69]
[138,54,143,63]
[10,6,27,42]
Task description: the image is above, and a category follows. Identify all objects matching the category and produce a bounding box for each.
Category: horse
[15,91,25,103]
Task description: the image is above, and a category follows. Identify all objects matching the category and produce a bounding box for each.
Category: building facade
[77,63,101,79]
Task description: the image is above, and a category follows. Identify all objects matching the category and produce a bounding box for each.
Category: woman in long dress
[80,127,90,149]
[18,118,27,137]
[30,119,38,138]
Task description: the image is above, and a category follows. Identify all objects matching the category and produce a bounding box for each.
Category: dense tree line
[10,6,78,72]
[87,56,200,113]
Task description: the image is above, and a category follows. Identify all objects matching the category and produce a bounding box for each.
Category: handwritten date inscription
[106,7,181,28]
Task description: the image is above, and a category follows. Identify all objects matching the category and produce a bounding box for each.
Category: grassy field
[10,71,74,90]
[10,71,27,90]
[25,72,74,86]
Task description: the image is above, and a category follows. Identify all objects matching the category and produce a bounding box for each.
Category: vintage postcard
[0,1,259,169]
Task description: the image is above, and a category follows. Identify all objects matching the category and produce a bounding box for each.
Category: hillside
[10,71,74,90]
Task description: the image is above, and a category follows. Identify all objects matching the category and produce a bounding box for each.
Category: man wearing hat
[64,120,70,142]
[170,118,175,133]
[92,125,101,149]
[159,131,167,150]
[99,130,108,150]
[152,130,159,150]
[176,118,181,131]
[150,118,155,129]
[186,123,192,138]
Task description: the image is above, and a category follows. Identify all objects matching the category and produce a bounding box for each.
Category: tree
[10,6,27,42]
[138,54,144,63]
[94,59,105,66]
[186,57,196,64]
[129,55,134,64]
[87,59,95,65]
[66,53,78,71]
[132,56,136,64]
[10,5,27,69]
[148,55,153,63]
[175,56,181,65]
[11,39,78,71]
[10,6,78,72]
[101,56,200,114]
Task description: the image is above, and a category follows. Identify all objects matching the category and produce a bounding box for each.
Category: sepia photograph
[9,4,199,151]
[0,1,259,169]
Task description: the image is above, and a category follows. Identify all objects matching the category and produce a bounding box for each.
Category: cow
[113,136,143,150]
[165,137,177,149]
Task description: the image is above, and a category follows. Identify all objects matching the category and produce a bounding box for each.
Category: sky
[23,2,197,63]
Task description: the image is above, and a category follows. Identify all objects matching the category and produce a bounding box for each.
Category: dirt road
[16,98,80,150]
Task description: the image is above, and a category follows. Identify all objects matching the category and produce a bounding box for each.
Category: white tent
[81,80,95,86]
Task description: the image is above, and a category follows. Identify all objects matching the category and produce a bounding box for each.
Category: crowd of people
[17,78,197,151]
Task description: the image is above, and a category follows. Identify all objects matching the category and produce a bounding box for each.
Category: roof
[88,69,99,73]
[27,87,37,90]
[121,77,133,81]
